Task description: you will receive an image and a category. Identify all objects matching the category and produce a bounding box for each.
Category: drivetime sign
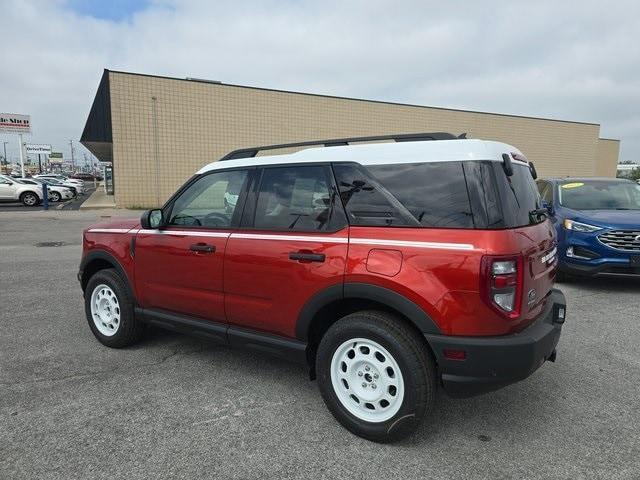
[26,144,52,155]
[0,113,31,134]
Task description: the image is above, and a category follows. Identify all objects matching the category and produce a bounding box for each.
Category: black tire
[49,191,61,202]
[20,191,39,207]
[316,310,436,443]
[84,268,144,348]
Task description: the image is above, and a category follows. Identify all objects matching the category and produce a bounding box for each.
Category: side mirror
[528,161,538,180]
[141,209,164,229]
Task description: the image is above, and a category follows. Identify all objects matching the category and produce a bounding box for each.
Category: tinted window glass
[367,162,474,228]
[558,181,640,210]
[169,170,248,228]
[333,163,420,227]
[493,163,542,227]
[334,162,473,228]
[254,166,335,231]
[477,162,503,227]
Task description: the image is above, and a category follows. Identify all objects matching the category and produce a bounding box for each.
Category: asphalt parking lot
[1,210,639,479]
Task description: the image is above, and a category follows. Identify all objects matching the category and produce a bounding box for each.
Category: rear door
[135,168,250,322]
[224,164,348,338]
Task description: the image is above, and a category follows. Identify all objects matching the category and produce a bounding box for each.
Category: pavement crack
[0,346,206,387]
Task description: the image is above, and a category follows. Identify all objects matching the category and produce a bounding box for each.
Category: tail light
[480,255,524,319]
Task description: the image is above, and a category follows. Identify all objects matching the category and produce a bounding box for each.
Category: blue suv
[536,178,640,279]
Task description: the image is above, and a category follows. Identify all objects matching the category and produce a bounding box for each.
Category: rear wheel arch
[297,283,441,375]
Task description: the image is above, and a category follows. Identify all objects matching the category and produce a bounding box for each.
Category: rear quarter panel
[347,221,556,336]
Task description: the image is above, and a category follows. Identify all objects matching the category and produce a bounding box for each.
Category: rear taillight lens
[480,256,524,319]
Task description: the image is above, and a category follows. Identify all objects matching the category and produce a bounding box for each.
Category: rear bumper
[424,288,566,398]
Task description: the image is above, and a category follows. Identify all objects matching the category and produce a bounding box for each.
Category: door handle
[289,251,325,263]
[190,243,216,253]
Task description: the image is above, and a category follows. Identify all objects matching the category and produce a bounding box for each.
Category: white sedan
[16,178,74,202]
[35,175,86,194]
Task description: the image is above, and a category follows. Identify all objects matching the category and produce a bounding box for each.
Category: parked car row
[34,174,87,196]
[0,173,87,206]
[71,173,103,181]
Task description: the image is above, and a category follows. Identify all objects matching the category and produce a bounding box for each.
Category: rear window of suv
[333,159,542,229]
[492,162,542,228]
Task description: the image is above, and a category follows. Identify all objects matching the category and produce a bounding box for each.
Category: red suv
[79,133,566,442]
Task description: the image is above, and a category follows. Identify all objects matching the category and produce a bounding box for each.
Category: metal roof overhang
[80,70,112,163]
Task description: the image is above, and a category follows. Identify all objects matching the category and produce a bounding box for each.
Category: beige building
[81,69,620,209]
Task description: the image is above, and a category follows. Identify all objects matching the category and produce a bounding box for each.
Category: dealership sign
[0,113,31,134]
[49,152,63,158]
[26,144,52,155]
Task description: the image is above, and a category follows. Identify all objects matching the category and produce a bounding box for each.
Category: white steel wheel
[90,284,121,337]
[330,338,405,423]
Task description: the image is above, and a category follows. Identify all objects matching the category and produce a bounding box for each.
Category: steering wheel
[172,214,201,226]
[203,212,229,227]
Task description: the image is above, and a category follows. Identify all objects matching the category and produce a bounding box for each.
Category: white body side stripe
[230,233,348,243]
[350,238,476,251]
[138,229,231,238]
[87,228,132,234]
[90,228,475,251]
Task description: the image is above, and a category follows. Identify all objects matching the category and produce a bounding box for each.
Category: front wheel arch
[80,251,135,301]
[20,191,40,206]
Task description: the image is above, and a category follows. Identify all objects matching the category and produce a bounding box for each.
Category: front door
[224,164,349,338]
[135,168,250,322]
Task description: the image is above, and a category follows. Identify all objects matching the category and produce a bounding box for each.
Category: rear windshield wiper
[529,208,548,223]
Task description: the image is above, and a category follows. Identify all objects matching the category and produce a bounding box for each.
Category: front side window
[253,166,337,231]
[169,169,248,228]
[558,181,640,210]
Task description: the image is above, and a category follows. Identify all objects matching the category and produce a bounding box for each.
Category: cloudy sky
[1,0,639,165]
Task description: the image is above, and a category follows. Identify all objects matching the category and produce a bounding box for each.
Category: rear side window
[493,163,542,227]
[333,162,474,228]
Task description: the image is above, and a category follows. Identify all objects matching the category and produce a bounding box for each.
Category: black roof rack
[220,132,466,161]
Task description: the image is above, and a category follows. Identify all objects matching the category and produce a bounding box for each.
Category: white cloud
[1,0,638,163]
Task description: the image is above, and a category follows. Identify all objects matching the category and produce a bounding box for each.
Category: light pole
[2,142,7,171]
[69,139,75,173]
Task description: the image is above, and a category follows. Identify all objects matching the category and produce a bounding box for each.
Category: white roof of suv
[198,139,526,174]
